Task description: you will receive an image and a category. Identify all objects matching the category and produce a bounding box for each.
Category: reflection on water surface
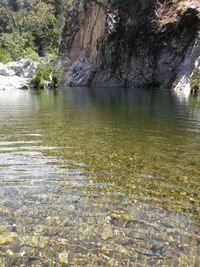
[0,88,199,266]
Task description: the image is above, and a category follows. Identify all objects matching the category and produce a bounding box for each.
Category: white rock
[0,75,30,91]
[174,33,200,100]
[0,59,38,91]
[0,62,15,76]
[7,59,38,78]
[22,61,38,78]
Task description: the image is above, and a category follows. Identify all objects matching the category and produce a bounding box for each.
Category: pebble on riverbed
[0,233,18,245]
[58,251,69,264]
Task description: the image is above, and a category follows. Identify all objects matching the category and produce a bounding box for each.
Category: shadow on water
[0,87,199,266]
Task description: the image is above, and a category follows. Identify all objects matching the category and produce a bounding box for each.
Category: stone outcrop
[0,59,38,91]
[60,0,200,92]
[3,59,38,78]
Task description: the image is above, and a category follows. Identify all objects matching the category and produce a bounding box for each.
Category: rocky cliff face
[60,0,200,91]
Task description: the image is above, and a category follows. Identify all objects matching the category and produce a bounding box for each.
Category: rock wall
[60,0,200,90]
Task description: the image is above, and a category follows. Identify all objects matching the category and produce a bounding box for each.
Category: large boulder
[0,75,30,91]
[0,62,15,76]
[0,59,38,91]
[6,59,38,78]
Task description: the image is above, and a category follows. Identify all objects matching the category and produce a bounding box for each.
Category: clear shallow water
[0,88,199,266]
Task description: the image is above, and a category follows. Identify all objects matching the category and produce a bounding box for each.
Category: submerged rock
[0,232,18,245]
[58,251,69,264]
[101,226,114,240]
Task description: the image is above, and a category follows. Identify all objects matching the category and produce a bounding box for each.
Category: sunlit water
[0,88,199,266]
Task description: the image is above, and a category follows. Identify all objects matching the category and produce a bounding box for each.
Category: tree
[0,0,73,60]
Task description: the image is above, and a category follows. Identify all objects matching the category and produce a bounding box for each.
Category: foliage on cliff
[190,68,200,93]
[0,0,72,62]
[31,63,61,89]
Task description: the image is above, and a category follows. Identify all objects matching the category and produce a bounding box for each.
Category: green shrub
[0,47,11,63]
[125,18,137,32]
[189,68,200,91]
[31,63,61,89]
[0,33,26,60]
[0,0,72,62]
[0,32,39,62]
[24,47,39,61]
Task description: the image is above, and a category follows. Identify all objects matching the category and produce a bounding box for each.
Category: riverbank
[0,58,60,91]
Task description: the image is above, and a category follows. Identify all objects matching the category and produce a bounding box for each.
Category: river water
[0,87,199,266]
